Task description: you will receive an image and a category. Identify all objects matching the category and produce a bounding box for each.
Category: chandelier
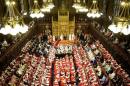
[72,0,80,9]
[78,0,88,12]
[0,0,28,35]
[30,0,44,18]
[108,0,130,35]
[41,0,55,13]
[73,0,88,12]
[47,0,55,9]
[87,0,102,18]
[21,0,27,16]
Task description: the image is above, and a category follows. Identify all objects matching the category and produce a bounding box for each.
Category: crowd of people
[0,32,130,86]
[78,32,130,86]
[0,33,22,56]
[92,21,130,54]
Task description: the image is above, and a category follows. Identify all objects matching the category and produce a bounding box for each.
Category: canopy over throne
[52,4,75,39]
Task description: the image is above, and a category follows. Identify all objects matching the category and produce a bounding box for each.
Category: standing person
[48,34,53,44]
[79,33,84,43]
[43,33,48,42]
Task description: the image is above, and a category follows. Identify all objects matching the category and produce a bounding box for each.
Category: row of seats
[1,32,130,86]
[93,40,130,86]
[0,34,54,86]
[73,45,100,86]
[79,31,130,86]
[53,55,76,86]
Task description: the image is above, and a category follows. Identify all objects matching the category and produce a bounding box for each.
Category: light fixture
[41,0,54,13]
[30,0,44,18]
[21,0,28,16]
[0,0,28,35]
[87,0,102,18]
[72,0,82,12]
[41,5,51,13]
[108,0,130,35]
[78,0,88,12]
[72,0,88,13]
[47,0,55,9]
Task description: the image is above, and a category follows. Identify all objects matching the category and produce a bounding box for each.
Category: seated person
[1,40,9,50]
[91,60,97,68]
[99,57,104,63]
[104,62,113,74]
[96,66,102,77]
[99,75,108,85]
[96,70,102,78]
[111,74,124,86]
[109,71,116,80]
[8,75,18,86]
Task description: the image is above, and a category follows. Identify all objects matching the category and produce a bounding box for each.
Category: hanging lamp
[47,0,55,9]
[0,0,28,35]
[87,0,102,18]
[108,0,130,35]
[78,0,88,12]
[72,0,82,11]
[41,0,55,12]
[30,0,44,18]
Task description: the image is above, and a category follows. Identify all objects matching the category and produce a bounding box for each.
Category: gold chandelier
[47,0,55,9]
[30,0,44,18]
[108,0,130,35]
[72,0,88,12]
[41,0,55,12]
[87,0,102,18]
[0,0,28,35]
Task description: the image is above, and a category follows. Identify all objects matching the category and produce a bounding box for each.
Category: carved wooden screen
[52,11,75,38]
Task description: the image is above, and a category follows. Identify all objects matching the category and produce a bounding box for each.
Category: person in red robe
[60,76,67,86]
